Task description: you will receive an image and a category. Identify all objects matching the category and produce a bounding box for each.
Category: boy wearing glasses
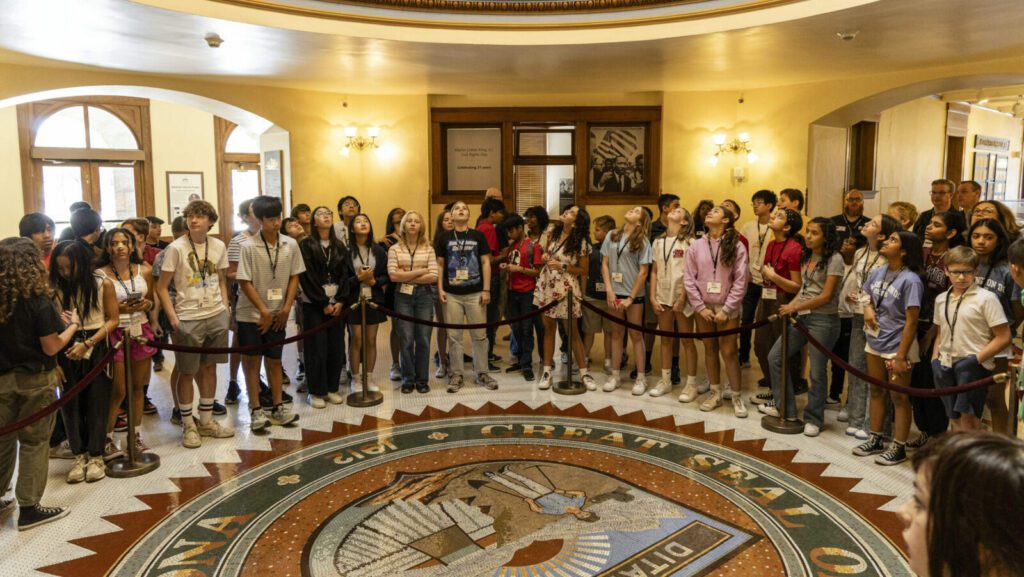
[931,246,1011,431]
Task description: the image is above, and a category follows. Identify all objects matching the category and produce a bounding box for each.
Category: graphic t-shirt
[651,236,690,306]
[797,252,845,315]
[862,266,923,355]
[601,233,653,297]
[161,234,228,321]
[507,238,543,293]
[434,229,491,295]
[921,247,951,326]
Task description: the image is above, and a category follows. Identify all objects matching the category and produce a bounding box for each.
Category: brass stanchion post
[554,288,585,395]
[108,327,160,477]
[348,296,383,407]
[761,315,804,434]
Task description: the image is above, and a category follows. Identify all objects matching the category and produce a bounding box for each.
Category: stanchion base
[347,390,384,407]
[106,452,161,478]
[760,415,804,434]
[553,380,586,395]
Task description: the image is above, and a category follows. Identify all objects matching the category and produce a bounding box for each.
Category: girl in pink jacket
[684,205,749,417]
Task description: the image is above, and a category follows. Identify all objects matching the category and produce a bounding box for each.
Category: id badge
[707,281,722,294]
[323,283,339,300]
[798,309,811,316]
[455,268,469,282]
[763,288,777,300]
[939,352,953,369]
[400,283,414,295]
[836,225,847,232]
[267,288,283,302]
[611,272,624,284]
[595,282,606,292]
[130,316,143,337]
[361,285,372,299]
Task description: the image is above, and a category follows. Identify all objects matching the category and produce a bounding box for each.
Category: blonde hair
[610,206,652,252]
[398,211,428,248]
[888,202,918,230]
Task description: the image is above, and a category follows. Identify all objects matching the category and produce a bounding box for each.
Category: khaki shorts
[173,309,230,374]
[582,297,612,334]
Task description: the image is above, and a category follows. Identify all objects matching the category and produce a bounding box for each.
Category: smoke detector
[204,33,224,48]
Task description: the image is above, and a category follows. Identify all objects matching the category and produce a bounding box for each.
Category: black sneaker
[170,408,182,426]
[281,370,291,386]
[416,383,430,394]
[225,380,241,405]
[629,367,638,379]
[875,442,907,466]
[852,434,886,457]
[212,401,227,416]
[505,363,522,373]
[670,365,681,385]
[18,504,69,531]
[259,386,291,407]
[143,397,158,415]
[487,362,501,373]
[905,433,930,450]
[401,383,414,394]
[488,353,501,363]
[523,368,535,381]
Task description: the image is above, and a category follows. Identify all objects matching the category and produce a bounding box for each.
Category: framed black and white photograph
[588,125,647,195]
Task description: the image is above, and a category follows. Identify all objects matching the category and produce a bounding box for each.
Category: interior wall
[0,106,21,235]
[807,124,848,218]
[149,99,220,232]
[966,105,1024,199]
[874,96,948,215]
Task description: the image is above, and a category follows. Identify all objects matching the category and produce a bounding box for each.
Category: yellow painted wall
[966,105,1024,199]
[874,96,948,215]
[0,106,21,235]
[149,100,220,232]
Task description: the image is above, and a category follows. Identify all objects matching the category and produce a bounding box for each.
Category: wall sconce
[709,132,758,166]
[341,126,381,156]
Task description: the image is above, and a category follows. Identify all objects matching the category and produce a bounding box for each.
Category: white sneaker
[389,363,401,382]
[854,429,870,440]
[757,402,780,417]
[197,419,235,439]
[309,395,326,409]
[603,359,612,375]
[182,422,202,449]
[696,378,710,394]
[649,378,672,397]
[366,375,380,393]
[631,377,648,396]
[581,374,597,391]
[67,455,87,484]
[85,456,106,483]
[250,408,270,432]
[434,365,446,379]
[722,383,733,400]
[603,376,619,392]
[837,408,849,422]
[732,396,748,418]
[699,390,722,412]
[803,423,821,437]
[538,371,553,390]
[678,383,698,403]
[845,426,859,436]
[269,405,299,426]
[326,392,345,404]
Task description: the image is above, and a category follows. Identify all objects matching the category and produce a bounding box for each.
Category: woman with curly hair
[0,237,80,530]
[601,206,653,394]
[535,204,595,391]
[683,205,749,417]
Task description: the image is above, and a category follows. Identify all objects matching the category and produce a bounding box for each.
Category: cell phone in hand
[127,291,143,304]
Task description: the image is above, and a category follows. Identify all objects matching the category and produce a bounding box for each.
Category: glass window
[88,107,138,149]
[231,167,260,231]
[225,127,260,153]
[97,166,137,222]
[35,106,87,148]
[41,165,84,226]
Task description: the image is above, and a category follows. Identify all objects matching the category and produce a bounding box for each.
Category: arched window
[19,97,153,229]
[215,118,261,238]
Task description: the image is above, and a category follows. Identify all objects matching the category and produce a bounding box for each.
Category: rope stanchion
[0,345,120,437]
[108,327,160,478]
[761,314,803,434]
[375,298,559,330]
[348,296,383,408]
[554,287,585,396]
[792,319,1006,398]
[579,298,774,338]
[142,306,353,354]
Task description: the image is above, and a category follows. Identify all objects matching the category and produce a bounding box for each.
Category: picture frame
[166,171,204,220]
[588,125,648,196]
[263,150,284,199]
[444,126,502,194]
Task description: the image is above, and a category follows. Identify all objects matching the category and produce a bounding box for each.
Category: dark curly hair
[968,218,1011,266]
[95,228,143,268]
[548,204,591,259]
[802,217,840,271]
[0,237,52,324]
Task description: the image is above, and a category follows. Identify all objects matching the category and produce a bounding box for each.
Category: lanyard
[767,238,791,270]
[755,223,768,262]
[452,230,470,267]
[404,241,419,271]
[976,264,995,291]
[943,285,971,351]
[614,236,631,272]
[187,234,209,282]
[354,244,370,268]
[661,236,679,269]
[800,257,819,299]
[861,250,882,278]
[261,231,280,280]
[114,264,136,298]
[707,236,722,276]
[873,267,903,311]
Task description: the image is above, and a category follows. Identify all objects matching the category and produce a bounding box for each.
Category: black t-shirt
[585,241,606,299]
[0,294,63,374]
[829,214,871,244]
[434,229,491,295]
[650,219,667,243]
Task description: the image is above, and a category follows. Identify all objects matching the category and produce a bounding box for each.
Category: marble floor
[3,321,919,577]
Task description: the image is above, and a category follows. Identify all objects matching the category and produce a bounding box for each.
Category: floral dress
[533,237,592,319]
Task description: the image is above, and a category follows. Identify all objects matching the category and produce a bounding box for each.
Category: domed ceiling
[267,0,786,15]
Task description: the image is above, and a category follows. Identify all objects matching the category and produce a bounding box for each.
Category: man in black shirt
[649,194,680,242]
[912,179,959,240]
[829,189,872,245]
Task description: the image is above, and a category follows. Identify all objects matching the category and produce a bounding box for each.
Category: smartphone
[127,290,143,304]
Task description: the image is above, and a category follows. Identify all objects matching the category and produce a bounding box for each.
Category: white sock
[543,366,553,375]
[198,397,214,425]
[637,372,645,379]
[611,370,620,380]
[710,384,722,394]
[687,375,698,385]
[579,368,589,376]
[662,369,671,380]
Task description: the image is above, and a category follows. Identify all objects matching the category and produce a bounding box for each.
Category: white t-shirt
[838,247,885,317]
[161,234,228,321]
[651,236,690,307]
[932,285,1008,370]
[739,220,770,285]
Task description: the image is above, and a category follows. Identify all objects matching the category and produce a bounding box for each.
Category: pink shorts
[111,323,158,363]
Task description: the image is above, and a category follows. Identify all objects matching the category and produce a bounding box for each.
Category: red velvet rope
[791,319,1005,397]
[579,298,773,338]
[144,306,352,354]
[0,345,119,436]
[375,298,559,330]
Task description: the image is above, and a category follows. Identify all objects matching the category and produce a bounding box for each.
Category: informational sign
[975,135,1011,152]
[446,127,501,192]
[166,171,204,219]
[263,150,283,198]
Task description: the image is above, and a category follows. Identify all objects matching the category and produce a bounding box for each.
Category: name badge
[763,288,777,300]
[267,288,283,302]
[939,352,953,369]
[611,272,624,284]
[323,283,338,300]
[361,285,372,299]
[836,225,847,232]
[454,268,469,282]
[595,282,606,292]
[130,316,144,336]
[400,283,414,295]
[798,309,811,316]
[707,281,722,294]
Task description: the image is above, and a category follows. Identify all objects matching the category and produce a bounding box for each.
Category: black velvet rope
[375,298,559,330]
[143,306,352,354]
[0,344,119,436]
[791,319,1005,397]
[579,298,773,338]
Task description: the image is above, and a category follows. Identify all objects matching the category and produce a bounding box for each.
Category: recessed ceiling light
[836,30,860,41]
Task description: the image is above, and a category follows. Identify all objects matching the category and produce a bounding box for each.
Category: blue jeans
[739,282,761,364]
[933,355,991,419]
[507,290,541,369]
[396,285,434,385]
[769,312,840,425]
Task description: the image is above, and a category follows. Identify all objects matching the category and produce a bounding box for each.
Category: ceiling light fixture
[836,30,859,41]
[977,90,989,106]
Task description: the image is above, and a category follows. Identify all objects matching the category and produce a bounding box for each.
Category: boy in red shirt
[501,214,543,381]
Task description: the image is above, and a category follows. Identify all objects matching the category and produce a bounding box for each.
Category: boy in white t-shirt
[156,200,235,449]
[931,246,1011,431]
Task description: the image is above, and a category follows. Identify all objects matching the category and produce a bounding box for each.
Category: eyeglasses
[314,210,334,217]
[947,269,975,278]
[972,207,997,216]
